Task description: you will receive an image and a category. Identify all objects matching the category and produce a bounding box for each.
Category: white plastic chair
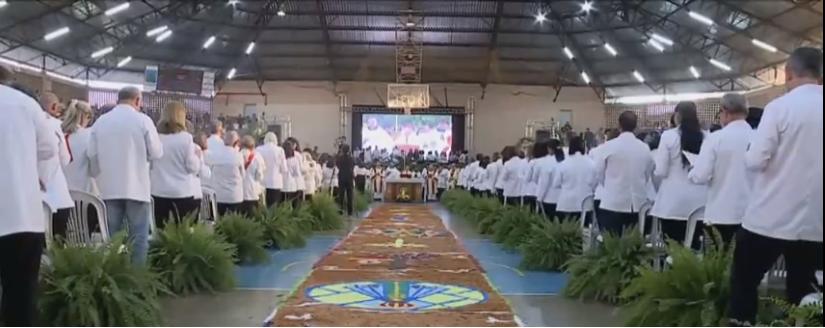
[43,202,53,249]
[580,195,597,252]
[201,187,219,222]
[637,201,653,236]
[684,206,705,249]
[64,190,110,246]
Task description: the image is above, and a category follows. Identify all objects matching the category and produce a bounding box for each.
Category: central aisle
[267,204,518,326]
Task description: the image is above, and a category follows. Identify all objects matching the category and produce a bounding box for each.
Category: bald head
[39,92,62,118]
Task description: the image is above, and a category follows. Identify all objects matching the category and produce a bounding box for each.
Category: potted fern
[215,212,270,265]
[253,203,307,249]
[306,194,345,231]
[39,235,168,326]
[149,216,237,295]
[519,218,582,271]
[620,239,733,326]
[354,190,371,213]
[564,228,654,304]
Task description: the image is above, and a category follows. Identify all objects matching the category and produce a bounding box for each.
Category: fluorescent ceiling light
[146,25,168,37]
[90,46,114,58]
[581,72,591,84]
[0,1,8,8]
[116,56,132,67]
[581,1,594,12]
[203,36,216,49]
[633,70,645,83]
[245,42,255,55]
[228,0,240,5]
[44,27,70,41]
[688,11,715,25]
[604,43,618,56]
[651,33,674,46]
[648,39,666,52]
[155,30,172,42]
[227,68,237,80]
[104,2,130,16]
[405,21,416,27]
[277,9,286,16]
[752,39,778,53]
[690,66,701,79]
[563,47,575,59]
[709,58,732,71]
[535,12,547,23]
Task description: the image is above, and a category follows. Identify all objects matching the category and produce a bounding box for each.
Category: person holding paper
[688,93,753,245]
[650,101,708,249]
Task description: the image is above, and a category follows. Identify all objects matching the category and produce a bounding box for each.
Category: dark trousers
[338,183,354,216]
[217,202,242,217]
[705,223,740,247]
[355,176,366,192]
[559,211,593,226]
[523,196,537,212]
[541,202,557,220]
[304,194,313,202]
[505,196,521,206]
[240,200,260,217]
[265,189,282,208]
[728,229,824,325]
[659,218,704,250]
[470,188,479,196]
[51,207,72,240]
[436,188,446,200]
[0,232,45,326]
[496,189,504,204]
[599,209,638,236]
[152,196,198,229]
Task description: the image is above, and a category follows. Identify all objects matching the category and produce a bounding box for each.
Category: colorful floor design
[266,205,518,326]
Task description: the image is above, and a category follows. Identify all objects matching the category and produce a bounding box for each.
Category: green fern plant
[564,227,654,304]
[354,190,371,213]
[253,203,307,249]
[759,296,823,327]
[519,218,582,271]
[620,237,733,326]
[149,215,237,295]
[306,194,345,231]
[215,212,270,265]
[39,235,168,326]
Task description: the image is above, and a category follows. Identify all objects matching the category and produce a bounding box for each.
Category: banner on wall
[144,65,158,92]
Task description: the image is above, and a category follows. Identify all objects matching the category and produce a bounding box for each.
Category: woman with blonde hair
[61,99,98,195]
[150,101,200,228]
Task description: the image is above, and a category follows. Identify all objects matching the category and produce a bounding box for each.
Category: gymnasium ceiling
[0,0,822,98]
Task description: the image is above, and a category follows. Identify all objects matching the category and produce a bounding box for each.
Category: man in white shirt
[206,131,245,216]
[688,93,753,244]
[88,87,162,265]
[0,67,58,326]
[206,120,224,151]
[257,132,287,207]
[728,48,824,325]
[593,111,654,236]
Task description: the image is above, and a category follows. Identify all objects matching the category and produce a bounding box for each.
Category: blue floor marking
[462,239,568,295]
[235,236,339,289]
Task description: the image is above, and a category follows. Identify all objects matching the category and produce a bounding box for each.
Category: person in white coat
[688,93,753,244]
[437,165,451,199]
[150,102,201,228]
[61,99,98,195]
[0,76,58,326]
[465,155,481,195]
[651,101,708,248]
[588,129,619,216]
[286,137,306,206]
[486,152,503,202]
[88,87,163,265]
[38,93,74,240]
[282,140,303,208]
[500,146,526,206]
[593,112,654,236]
[522,143,547,212]
[206,120,224,151]
[240,135,266,215]
[206,131,244,216]
[321,160,339,196]
[728,48,824,325]
[554,137,597,222]
[190,133,211,220]
[536,140,564,220]
[257,132,287,208]
[303,151,320,201]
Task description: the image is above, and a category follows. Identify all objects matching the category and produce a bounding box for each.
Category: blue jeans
[105,199,151,265]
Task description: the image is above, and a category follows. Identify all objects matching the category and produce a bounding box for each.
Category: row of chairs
[45,188,219,248]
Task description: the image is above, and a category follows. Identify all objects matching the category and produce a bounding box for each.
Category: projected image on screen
[362,114,452,154]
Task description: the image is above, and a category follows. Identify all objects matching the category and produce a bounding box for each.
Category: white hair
[224,130,239,146]
[721,93,749,115]
[264,132,279,145]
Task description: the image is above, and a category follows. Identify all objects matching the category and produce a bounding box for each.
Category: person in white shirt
[206,120,224,151]
[536,140,564,219]
[471,159,488,197]
[501,146,525,206]
[150,101,201,229]
[688,93,753,244]
[240,135,266,215]
[38,93,75,240]
[593,111,654,236]
[651,101,708,248]
[522,143,547,212]
[303,151,320,201]
[0,71,58,326]
[257,132,287,208]
[88,86,163,265]
[282,140,303,208]
[321,160,339,196]
[554,137,597,222]
[386,166,401,180]
[190,133,211,219]
[286,137,306,206]
[354,163,368,193]
[61,100,98,195]
[728,48,824,325]
[206,131,244,215]
[588,129,619,216]
[486,152,503,202]
[465,155,481,195]
[437,165,451,199]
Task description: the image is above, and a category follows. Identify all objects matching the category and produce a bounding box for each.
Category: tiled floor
[161,204,620,326]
